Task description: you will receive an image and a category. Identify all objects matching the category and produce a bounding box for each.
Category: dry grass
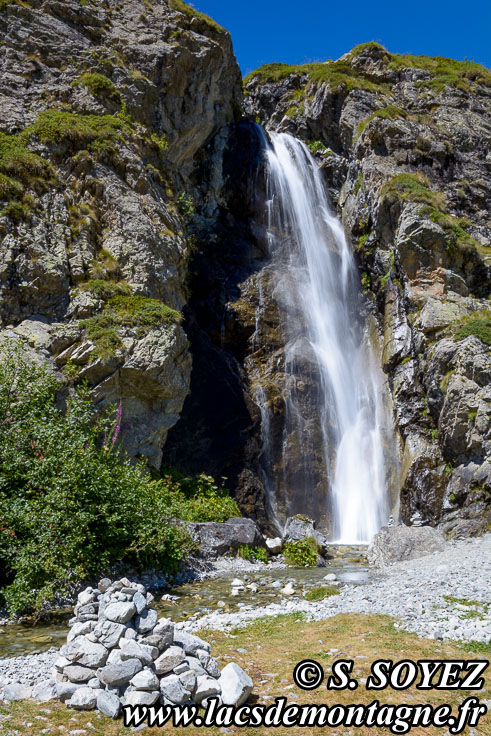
[0,614,489,735]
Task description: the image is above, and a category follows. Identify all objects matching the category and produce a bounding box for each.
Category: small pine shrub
[283,537,318,567]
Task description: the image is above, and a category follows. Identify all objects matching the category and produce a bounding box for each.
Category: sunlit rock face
[0,0,242,467]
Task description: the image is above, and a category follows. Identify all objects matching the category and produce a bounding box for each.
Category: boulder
[173,630,211,656]
[185,517,264,558]
[218,663,253,706]
[160,674,191,704]
[135,607,158,634]
[56,682,84,702]
[130,669,160,691]
[103,601,136,624]
[283,515,328,553]
[63,664,97,683]
[194,675,221,704]
[66,686,97,710]
[97,658,143,687]
[32,679,57,702]
[154,646,185,675]
[124,690,160,707]
[3,683,32,701]
[96,690,121,719]
[368,523,446,566]
[265,537,282,554]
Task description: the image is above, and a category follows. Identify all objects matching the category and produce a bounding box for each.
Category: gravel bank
[183,534,491,643]
[1,534,489,689]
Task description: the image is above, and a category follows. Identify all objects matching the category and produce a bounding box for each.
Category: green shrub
[72,73,121,102]
[0,343,240,615]
[253,546,269,563]
[305,586,340,601]
[26,110,133,164]
[177,193,194,222]
[283,537,318,567]
[237,544,253,561]
[307,140,325,154]
[453,313,491,346]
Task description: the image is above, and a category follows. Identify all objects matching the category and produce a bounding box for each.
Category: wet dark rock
[185,517,264,558]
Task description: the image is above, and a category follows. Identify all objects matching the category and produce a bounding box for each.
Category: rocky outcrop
[244,43,490,536]
[185,517,264,558]
[0,0,242,466]
[367,523,446,566]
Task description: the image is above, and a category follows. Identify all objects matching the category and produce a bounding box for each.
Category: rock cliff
[1,3,489,539]
[0,0,241,467]
[243,43,490,536]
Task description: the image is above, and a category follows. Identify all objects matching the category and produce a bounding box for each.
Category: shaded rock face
[244,43,490,537]
[0,0,242,467]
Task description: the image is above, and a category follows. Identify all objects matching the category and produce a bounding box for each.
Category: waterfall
[253,130,396,544]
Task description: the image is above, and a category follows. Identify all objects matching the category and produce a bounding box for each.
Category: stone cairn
[54,577,253,718]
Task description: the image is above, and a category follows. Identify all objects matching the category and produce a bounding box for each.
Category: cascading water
[253,130,398,544]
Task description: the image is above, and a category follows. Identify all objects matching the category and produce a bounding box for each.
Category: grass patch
[388,53,491,91]
[380,173,446,210]
[0,131,56,220]
[283,537,318,567]
[80,295,181,359]
[307,140,326,154]
[79,279,132,300]
[452,311,491,346]
[27,109,132,157]
[1,613,489,734]
[244,58,388,95]
[420,205,480,254]
[355,104,409,139]
[72,72,121,103]
[305,585,340,601]
[169,0,224,32]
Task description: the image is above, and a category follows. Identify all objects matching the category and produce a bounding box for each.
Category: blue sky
[191,0,491,76]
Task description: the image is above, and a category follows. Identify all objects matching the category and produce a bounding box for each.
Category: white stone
[124,690,160,707]
[130,669,160,691]
[66,686,97,710]
[159,674,190,704]
[103,601,136,624]
[265,537,282,554]
[154,646,185,675]
[32,679,57,702]
[218,662,253,706]
[96,690,121,719]
[194,675,221,704]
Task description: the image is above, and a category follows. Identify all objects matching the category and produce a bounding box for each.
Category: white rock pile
[49,577,252,718]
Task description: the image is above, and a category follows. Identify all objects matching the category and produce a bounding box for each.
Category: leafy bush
[236,545,268,563]
[0,344,238,614]
[305,586,340,601]
[283,537,318,567]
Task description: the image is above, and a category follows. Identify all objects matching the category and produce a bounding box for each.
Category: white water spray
[256,131,395,543]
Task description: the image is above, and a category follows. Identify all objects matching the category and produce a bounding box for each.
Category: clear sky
[191,0,491,76]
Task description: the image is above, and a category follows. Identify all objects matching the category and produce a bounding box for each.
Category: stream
[0,545,368,659]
